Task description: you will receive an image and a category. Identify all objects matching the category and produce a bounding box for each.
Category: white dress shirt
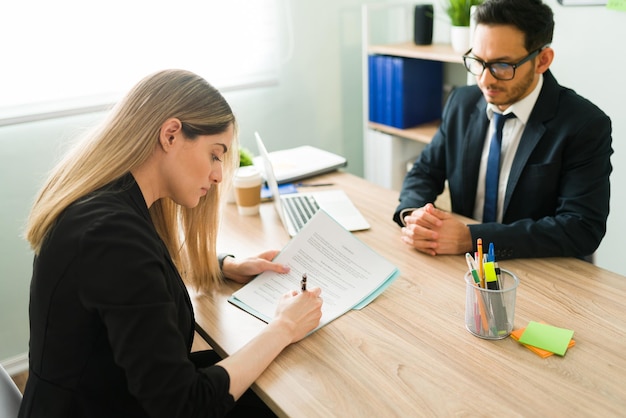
[472,74,544,223]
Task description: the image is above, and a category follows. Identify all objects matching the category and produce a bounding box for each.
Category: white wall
[543,0,625,274]
[1,0,625,367]
[0,112,106,371]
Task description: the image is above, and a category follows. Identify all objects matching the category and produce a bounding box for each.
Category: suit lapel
[503,71,560,217]
[463,100,488,213]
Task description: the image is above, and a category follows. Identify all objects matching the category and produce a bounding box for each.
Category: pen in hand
[301,273,307,292]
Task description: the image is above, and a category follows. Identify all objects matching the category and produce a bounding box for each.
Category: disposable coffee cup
[233,166,262,216]
[464,269,519,339]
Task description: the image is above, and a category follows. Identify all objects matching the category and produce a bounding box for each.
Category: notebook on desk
[255,132,370,236]
[252,142,347,184]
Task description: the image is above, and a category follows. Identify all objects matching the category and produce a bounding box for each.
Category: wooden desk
[190,171,626,417]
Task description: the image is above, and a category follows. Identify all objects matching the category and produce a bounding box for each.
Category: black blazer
[394,71,613,259]
[19,175,235,417]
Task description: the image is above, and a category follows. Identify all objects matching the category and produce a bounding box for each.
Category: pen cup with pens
[464,269,519,340]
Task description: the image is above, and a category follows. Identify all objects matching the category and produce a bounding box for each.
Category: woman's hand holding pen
[401,203,473,256]
[221,250,290,284]
[272,285,323,343]
[222,252,322,341]
[218,273,322,401]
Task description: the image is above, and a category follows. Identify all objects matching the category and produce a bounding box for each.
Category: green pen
[465,253,481,285]
[466,252,492,335]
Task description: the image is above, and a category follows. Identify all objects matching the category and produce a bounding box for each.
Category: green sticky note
[518,321,574,356]
[607,0,626,12]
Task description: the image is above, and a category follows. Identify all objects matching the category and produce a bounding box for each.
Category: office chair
[0,364,22,417]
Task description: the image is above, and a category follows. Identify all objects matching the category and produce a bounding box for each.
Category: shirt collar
[486,73,544,124]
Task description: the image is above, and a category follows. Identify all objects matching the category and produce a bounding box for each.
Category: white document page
[229,210,399,330]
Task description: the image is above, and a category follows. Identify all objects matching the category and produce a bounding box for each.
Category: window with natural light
[1,0,282,123]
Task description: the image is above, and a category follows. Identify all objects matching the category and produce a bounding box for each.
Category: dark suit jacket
[393,71,612,259]
[19,175,235,417]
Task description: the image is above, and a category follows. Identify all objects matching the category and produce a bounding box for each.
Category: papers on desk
[260,183,297,201]
[228,210,400,331]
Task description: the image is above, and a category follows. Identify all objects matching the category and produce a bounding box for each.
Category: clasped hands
[401,203,473,256]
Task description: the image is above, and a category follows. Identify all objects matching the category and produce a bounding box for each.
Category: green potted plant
[226,147,256,203]
[441,0,483,52]
[443,0,482,27]
[239,147,254,167]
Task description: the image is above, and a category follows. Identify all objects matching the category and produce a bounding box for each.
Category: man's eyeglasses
[462,46,548,81]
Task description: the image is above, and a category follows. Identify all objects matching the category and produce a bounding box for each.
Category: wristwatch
[218,253,235,271]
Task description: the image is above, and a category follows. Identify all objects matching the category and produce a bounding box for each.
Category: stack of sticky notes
[511,321,575,358]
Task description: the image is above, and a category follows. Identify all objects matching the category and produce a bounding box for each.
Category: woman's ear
[159,118,183,151]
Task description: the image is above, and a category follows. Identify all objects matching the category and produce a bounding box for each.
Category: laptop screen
[255,132,287,225]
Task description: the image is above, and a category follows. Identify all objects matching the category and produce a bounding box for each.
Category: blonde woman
[19,69,322,417]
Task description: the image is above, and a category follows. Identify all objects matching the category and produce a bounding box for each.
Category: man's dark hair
[474,0,554,52]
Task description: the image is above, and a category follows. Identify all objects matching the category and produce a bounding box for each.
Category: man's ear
[536,47,554,75]
[159,118,183,152]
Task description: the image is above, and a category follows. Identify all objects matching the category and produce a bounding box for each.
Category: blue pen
[488,242,495,262]
[488,242,502,289]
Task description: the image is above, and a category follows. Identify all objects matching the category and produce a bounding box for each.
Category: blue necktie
[483,112,515,223]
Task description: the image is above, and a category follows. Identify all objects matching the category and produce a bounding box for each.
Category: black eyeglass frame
[462,45,549,81]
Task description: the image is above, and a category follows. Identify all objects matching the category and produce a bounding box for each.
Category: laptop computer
[255,132,370,236]
[252,144,347,184]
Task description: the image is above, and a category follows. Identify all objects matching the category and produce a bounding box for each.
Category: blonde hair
[25,69,239,291]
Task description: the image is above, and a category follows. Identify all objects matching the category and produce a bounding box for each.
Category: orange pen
[477,238,484,288]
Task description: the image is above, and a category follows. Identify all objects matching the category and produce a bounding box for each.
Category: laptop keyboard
[284,195,321,231]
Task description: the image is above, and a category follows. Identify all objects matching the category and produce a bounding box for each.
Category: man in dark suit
[393,0,612,260]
